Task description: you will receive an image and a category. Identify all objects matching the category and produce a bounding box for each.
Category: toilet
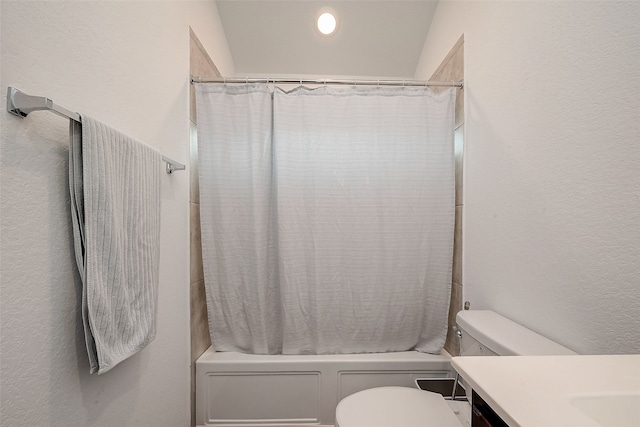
[335,310,576,427]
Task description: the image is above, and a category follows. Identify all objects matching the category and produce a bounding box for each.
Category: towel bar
[6,86,186,174]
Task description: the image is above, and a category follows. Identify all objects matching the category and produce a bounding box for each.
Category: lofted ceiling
[216,1,439,78]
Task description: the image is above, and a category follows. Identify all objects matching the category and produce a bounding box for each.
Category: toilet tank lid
[456,310,577,356]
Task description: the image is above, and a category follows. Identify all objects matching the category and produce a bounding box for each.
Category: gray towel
[69,116,161,374]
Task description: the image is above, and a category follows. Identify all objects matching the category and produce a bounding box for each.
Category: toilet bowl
[335,310,576,427]
[335,386,462,427]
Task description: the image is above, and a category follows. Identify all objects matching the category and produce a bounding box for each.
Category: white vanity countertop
[451,355,640,427]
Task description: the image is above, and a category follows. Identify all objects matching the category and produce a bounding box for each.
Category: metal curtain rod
[191,76,464,88]
[6,87,186,174]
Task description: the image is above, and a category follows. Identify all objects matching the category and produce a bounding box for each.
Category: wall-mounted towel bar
[6,87,186,174]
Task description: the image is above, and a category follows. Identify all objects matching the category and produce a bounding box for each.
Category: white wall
[0,2,233,426]
[415,1,640,354]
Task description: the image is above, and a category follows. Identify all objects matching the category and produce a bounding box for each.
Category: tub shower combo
[192,76,462,427]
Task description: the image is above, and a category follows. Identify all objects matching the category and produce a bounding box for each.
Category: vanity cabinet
[471,391,508,427]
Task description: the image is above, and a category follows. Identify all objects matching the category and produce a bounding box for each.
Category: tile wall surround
[189,27,219,427]
[429,35,464,356]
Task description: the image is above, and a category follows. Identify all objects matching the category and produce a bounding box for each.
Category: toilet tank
[456,310,576,356]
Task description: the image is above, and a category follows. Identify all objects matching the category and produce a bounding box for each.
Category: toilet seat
[335,386,462,427]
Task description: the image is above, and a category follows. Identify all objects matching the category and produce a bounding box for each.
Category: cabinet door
[471,391,509,427]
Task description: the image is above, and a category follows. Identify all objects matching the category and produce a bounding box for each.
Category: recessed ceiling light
[317,12,337,36]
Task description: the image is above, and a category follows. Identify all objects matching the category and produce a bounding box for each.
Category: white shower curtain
[196,83,455,355]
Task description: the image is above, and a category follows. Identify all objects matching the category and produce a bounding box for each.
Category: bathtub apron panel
[195,348,452,427]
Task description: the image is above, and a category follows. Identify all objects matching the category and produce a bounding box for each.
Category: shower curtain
[196,83,455,355]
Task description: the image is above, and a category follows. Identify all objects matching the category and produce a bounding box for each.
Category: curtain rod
[6,87,186,174]
[191,76,464,89]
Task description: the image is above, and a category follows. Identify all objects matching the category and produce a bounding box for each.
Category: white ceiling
[216,1,439,78]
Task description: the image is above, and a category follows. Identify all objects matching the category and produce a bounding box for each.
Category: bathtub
[195,347,453,427]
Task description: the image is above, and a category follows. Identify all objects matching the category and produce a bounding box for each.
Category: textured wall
[0,2,233,426]
[415,1,640,354]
